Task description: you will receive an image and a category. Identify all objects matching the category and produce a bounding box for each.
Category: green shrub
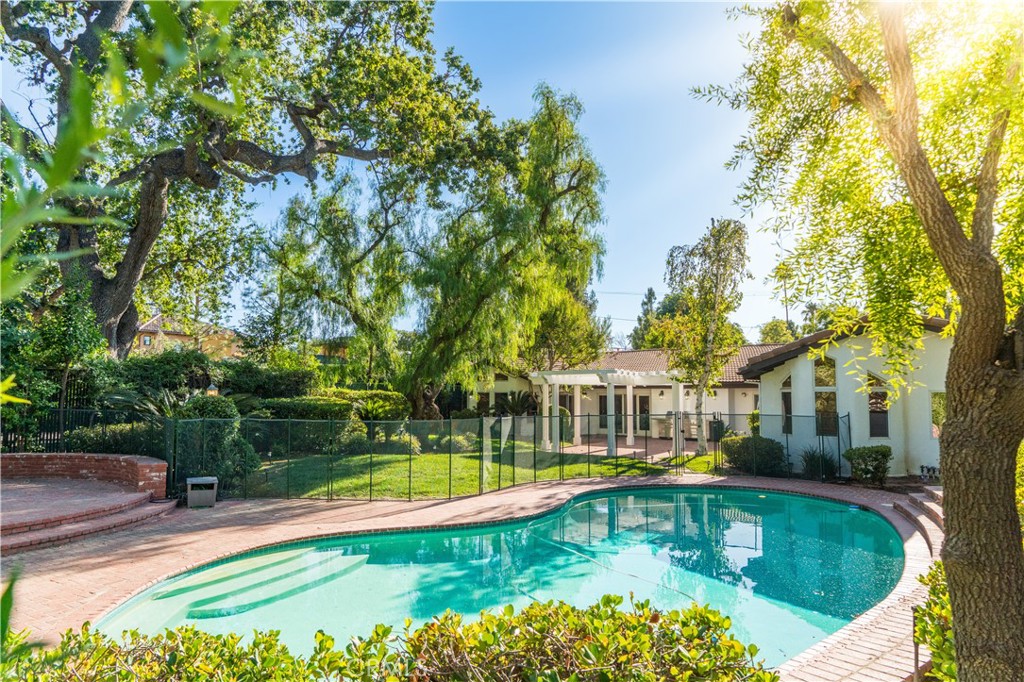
[721,435,788,476]
[4,596,778,682]
[450,407,479,419]
[182,394,239,419]
[374,431,421,455]
[800,447,838,481]
[314,387,410,419]
[66,422,165,458]
[748,409,760,436]
[438,433,477,453]
[914,563,955,682]
[843,445,893,487]
[220,358,318,399]
[262,397,354,420]
[117,348,217,393]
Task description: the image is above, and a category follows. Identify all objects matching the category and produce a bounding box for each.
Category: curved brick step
[2,491,153,535]
[923,486,943,505]
[894,499,943,558]
[2,500,177,555]
[908,492,944,531]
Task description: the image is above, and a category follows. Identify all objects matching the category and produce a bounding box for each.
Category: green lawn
[238,443,669,500]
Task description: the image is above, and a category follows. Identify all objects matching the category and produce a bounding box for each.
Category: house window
[494,372,508,381]
[814,357,838,436]
[493,392,509,415]
[143,335,152,346]
[868,375,889,438]
[781,375,792,435]
[931,392,946,438]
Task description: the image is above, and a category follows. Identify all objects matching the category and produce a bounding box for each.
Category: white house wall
[756,333,949,477]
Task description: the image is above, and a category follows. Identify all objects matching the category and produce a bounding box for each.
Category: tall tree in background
[521,290,610,371]
[629,288,657,349]
[653,219,750,456]
[709,3,1024,678]
[759,318,796,344]
[270,87,605,418]
[1,1,489,356]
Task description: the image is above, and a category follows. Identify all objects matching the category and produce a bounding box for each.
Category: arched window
[868,375,889,438]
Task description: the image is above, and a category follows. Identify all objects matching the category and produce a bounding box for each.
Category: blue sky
[253,1,790,341]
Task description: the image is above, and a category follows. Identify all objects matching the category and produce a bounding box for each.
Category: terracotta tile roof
[137,314,234,337]
[566,344,783,384]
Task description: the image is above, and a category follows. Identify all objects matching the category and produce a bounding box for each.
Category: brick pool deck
[2,474,938,681]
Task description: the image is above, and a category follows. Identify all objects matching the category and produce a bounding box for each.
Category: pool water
[99,487,904,667]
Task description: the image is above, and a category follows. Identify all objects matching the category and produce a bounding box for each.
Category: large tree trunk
[940,311,1024,680]
[409,384,443,421]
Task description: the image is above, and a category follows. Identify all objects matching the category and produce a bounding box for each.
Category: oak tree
[706,3,1024,678]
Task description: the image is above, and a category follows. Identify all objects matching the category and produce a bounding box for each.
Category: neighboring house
[471,345,779,453]
[134,314,242,360]
[738,317,950,477]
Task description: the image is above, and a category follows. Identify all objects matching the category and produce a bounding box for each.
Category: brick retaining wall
[1,453,167,499]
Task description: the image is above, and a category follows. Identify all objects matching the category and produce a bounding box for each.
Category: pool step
[187,554,368,619]
[908,492,944,531]
[923,485,943,505]
[152,548,315,600]
[1,499,177,555]
[893,499,943,558]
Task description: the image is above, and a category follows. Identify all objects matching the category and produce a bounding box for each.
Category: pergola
[527,369,685,456]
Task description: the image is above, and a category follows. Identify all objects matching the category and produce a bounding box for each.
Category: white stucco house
[737,317,950,477]
[471,345,778,455]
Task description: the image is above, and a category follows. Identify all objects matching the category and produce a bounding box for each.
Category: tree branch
[0,99,49,164]
[73,0,133,70]
[970,37,1022,251]
[0,0,72,79]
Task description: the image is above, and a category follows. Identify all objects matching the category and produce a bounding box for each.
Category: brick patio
[1,475,939,681]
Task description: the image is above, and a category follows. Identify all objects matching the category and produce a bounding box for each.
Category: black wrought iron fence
[2,409,853,499]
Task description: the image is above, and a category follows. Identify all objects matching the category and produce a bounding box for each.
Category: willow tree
[1,1,489,356]
[264,86,605,418]
[706,3,1024,678]
[653,219,749,456]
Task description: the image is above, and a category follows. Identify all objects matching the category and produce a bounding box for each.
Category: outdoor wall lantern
[206,383,219,396]
[658,390,664,397]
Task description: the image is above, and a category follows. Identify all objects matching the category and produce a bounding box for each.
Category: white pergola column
[671,382,683,459]
[551,382,561,449]
[572,384,582,446]
[606,383,617,456]
[541,382,551,449]
[625,383,635,446]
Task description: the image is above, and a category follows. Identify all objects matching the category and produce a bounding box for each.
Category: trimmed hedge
[220,359,318,399]
[843,445,892,487]
[182,394,239,419]
[117,348,217,393]
[721,435,788,477]
[314,387,410,419]
[3,596,778,681]
[66,422,165,459]
[261,397,355,421]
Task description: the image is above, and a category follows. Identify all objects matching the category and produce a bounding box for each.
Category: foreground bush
[4,596,778,682]
[913,563,955,682]
[721,435,788,477]
[220,358,319,399]
[843,445,893,487]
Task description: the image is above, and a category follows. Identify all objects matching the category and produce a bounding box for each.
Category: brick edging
[1,452,167,499]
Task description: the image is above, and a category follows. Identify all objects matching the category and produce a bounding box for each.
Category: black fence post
[368,419,374,502]
[286,418,292,499]
[407,424,413,501]
[448,417,453,500]
[329,419,335,502]
[478,416,484,495]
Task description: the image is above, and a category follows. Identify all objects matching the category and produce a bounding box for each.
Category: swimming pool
[99,487,904,667]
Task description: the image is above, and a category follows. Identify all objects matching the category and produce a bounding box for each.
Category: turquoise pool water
[99,487,904,667]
